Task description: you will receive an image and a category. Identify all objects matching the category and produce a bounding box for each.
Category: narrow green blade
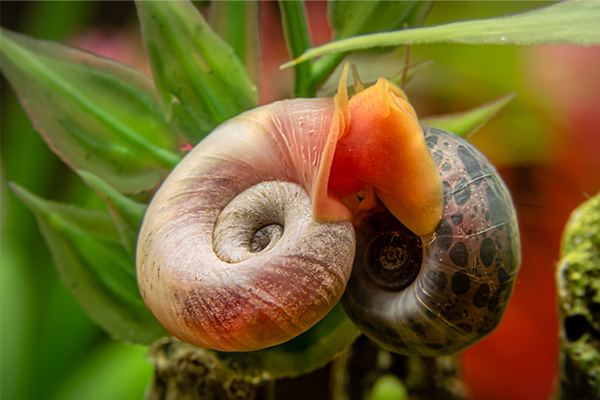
[421,92,517,139]
[279,0,314,97]
[136,0,258,145]
[77,170,146,257]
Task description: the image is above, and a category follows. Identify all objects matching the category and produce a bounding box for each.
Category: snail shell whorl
[342,126,521,356]
[137,99,356,352]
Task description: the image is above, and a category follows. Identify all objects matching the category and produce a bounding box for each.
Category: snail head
[315,63,443,236]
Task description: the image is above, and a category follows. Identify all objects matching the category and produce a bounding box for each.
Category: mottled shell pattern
[342,126,521,356]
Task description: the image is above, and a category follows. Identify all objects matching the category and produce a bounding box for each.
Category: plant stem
[278,0,315,98]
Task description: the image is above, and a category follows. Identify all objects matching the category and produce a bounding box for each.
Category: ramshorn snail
[136,64,520,354]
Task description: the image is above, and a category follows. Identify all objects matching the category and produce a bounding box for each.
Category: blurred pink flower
[67,26,151,76]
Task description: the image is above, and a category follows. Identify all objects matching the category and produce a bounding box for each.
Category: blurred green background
[2,2,599,400]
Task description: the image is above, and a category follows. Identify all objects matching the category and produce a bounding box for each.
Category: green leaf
[136,0,258,145]
[209,1,261,89]
[77,170,146,257]
[215,302,361,379]
[0,28,182,194]
[420,92,517,139]
[279,0,315,98]
[284,1,600,68]
[329,0,433,40]
[9,183,167,345]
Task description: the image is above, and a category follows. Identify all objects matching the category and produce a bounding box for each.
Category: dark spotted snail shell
[341,126,521,356]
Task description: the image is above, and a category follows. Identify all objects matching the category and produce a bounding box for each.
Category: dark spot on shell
[435,220,453,251]
[455,323,473,334]
[480,237,496,268]
[457,145,484,185]
[449,242,469,268]
[454,177,472,206]
[451,270,471,295]
[442,162,452,171]
[443,181,453,206]
[485,210,491,221]
[425,135,438,149]
[425,343,445,351]
[486,186,508,226]
[433,150,444,166]
[410,322,426,338]
[383,327,403,342]
[487,289,501,312]
[498,268,510,291]
[451,212,463,226]
[425,270,448,291]
[473,284,490,308]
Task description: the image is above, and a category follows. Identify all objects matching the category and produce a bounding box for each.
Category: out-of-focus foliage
[284,1,600,67]
[1,3,155,400]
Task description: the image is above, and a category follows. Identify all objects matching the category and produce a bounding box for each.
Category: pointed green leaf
[284,1,600,68]
[215,302,360,378]
[77,170,146,257]
[209,0,261,89]
[0,28,182,194]
[9,183,167,344]
[136,0,258,145]
[421,92,517,139]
